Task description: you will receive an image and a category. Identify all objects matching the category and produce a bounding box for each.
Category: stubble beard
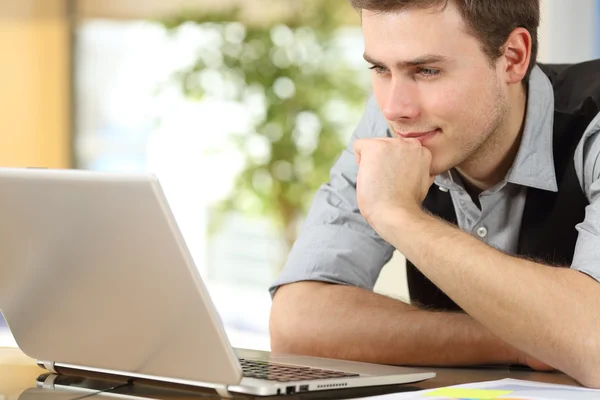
[437,80,509,177]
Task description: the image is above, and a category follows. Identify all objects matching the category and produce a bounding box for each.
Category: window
[73,16,367,350]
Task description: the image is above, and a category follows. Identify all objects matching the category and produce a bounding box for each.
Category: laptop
[0,168,434,397]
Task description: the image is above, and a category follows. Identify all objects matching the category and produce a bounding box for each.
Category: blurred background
[0,0,599,351]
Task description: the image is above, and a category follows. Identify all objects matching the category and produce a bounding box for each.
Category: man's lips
[395,129,439,138]
[395,129,440,140]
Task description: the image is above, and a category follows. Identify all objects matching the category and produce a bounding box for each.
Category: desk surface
[0,347,582,400]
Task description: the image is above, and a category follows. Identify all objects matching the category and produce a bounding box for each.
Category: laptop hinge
[41,374,58,389]
[39,360,57,374]
[214,386,232,398]
[47,361,235,397]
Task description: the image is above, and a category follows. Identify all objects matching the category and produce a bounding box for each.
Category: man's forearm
[270,281,520,366]
[380,208,600,386]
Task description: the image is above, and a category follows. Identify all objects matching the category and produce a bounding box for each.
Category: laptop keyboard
[239,358,360,382]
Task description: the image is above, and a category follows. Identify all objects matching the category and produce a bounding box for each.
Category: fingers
[354,137,429,166]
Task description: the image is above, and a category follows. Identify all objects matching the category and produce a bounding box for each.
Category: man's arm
[353,136,600,388]
[270,281,528,367]
[270,96,547,370]
[380,209,600,387]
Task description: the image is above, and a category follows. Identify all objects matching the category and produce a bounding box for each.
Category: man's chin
[430,164,453,178]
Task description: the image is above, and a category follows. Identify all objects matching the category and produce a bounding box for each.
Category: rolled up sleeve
[269,96,395,297]
[572,112,600,282]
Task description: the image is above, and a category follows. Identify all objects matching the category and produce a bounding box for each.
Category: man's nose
[381,78,421,122]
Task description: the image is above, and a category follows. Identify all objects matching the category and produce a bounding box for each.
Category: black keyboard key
[239,359,360,382]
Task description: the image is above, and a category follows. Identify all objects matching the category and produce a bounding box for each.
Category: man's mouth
[394,128,440,143]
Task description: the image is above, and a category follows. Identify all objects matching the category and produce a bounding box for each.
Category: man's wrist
[393,205,429,234]
[369,204,428,246]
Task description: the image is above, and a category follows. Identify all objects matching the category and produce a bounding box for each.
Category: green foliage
[163,1,369,252]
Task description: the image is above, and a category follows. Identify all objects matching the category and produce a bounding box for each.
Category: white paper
[361,378,600,399]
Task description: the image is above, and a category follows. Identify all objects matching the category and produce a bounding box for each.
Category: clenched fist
[353,137,435,232]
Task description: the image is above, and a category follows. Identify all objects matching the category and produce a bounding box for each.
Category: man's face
[362,4,508,175]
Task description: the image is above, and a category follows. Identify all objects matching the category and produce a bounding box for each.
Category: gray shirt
[270,66,600,297]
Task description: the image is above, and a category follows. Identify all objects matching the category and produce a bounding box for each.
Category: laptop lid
[0,168,243,386]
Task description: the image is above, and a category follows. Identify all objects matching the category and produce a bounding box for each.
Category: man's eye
[369,65,388,74]
[417,68,441,78]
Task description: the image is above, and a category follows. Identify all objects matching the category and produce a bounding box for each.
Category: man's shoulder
[538,59,600,84]
[538,59,600,115]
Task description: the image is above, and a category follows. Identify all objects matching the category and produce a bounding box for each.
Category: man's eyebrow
[363,53,451,68]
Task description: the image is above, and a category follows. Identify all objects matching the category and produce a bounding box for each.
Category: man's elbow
[270,285,305,355]
[269,324,298,355]
[269,306,298,355]
[269,282,328,356]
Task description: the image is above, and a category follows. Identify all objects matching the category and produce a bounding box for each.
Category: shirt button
[438,186,449,192]
[476,226,488,238]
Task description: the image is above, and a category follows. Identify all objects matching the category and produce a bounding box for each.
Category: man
[269,0,600,388]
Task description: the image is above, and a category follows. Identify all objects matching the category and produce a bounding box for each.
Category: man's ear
[500,27,532,84]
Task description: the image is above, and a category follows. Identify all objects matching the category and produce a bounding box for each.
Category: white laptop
[0,168,434,397]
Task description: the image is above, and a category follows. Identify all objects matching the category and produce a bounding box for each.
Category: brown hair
[350,0,540,82]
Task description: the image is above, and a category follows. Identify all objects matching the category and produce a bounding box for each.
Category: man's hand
[353,137,434,231]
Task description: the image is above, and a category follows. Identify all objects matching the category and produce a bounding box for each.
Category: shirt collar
[435,65,558,193]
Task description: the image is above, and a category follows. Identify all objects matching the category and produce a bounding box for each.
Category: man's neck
[456,84,528,192]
